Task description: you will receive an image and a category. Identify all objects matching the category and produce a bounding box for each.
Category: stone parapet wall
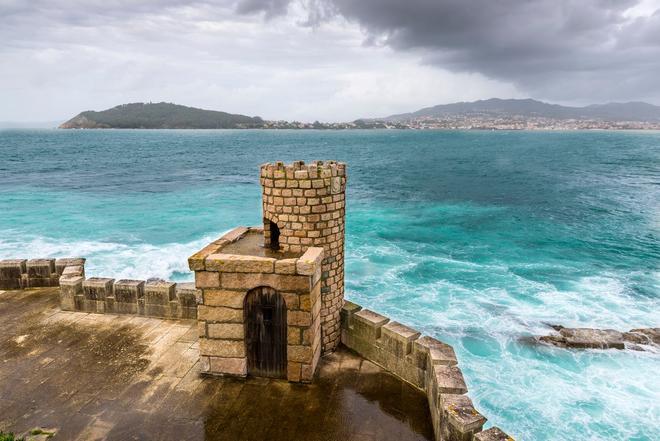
[0,257,85,290]
[58,265,200,320]
[341,301,514,441]
[260,160,347,354]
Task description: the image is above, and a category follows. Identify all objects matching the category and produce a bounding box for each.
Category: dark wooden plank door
[244,286,287,378]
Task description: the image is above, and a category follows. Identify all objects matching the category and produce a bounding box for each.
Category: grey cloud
[236,0,291,17]
[330,0,660,103]
[237,0,660,103]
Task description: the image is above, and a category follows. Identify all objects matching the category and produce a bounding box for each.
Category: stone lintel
[440,394,487,433]
[296,247,323,275]
[433,365,468,395]
[221,272,311,292]
[206,253,275,273]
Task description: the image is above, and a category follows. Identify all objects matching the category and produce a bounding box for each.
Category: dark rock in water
[539,328,625,349]
[538,326,660,351]
[628,328,660,345]
[146,277,167,284]
[541,322,564,332]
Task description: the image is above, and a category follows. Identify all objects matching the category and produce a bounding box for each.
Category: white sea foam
[345,236,660,439]
[0,232,228,281]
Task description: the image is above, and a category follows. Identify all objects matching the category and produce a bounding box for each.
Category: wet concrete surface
[221,231,302,259]
[0,288,433,440]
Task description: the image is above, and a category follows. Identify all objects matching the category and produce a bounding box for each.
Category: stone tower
[260,160,347,353]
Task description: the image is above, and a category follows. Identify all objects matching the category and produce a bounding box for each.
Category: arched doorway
[244,286,287,378]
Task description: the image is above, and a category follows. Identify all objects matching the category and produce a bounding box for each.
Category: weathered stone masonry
[0,257,85,290]
[261,160,346,353]
[188,226,324,382]
[341,302,515,441]
[61,275,199,320]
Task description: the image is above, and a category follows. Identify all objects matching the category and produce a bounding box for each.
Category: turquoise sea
[1,129,658,440]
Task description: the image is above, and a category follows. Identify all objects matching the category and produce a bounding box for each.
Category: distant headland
[59,102,264,129]
[59,99,660,130]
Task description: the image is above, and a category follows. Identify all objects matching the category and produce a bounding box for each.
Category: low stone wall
[0,258,85,290]
[341,301,514,441]
[61,276,200,320]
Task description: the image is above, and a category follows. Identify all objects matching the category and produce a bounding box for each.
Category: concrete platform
[0,288,433,440]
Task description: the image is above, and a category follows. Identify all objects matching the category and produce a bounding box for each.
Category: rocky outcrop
[539,325,660,351]
[58,114,110,129]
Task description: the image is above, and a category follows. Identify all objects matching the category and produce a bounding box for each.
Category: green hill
[383,98,660,122]
[59,102,264,129]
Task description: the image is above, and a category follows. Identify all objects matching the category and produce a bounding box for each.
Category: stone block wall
[341,301,514,441]
[260,160,347,354]
[58,266,200,320]
[189,226,324,383]
[0,257,85,290]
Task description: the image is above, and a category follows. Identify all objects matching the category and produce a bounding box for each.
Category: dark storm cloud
[238,0,660,103]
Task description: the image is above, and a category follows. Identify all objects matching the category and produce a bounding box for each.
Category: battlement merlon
[260,160,347,179]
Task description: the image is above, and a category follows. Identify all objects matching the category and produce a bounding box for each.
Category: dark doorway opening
[244,286,287,378]
[269,221,280,250]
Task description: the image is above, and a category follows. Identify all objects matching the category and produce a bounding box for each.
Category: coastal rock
[627,328,660,345]
[538,326,660,351]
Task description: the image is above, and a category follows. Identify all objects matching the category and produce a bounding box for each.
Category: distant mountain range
[59,102,263,129]
[381,98,660,122]
[55,98,660,130]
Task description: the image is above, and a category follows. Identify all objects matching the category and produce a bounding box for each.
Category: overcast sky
[1,0,659,122]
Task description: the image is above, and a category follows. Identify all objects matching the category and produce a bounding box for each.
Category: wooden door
[244,286,287,378]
